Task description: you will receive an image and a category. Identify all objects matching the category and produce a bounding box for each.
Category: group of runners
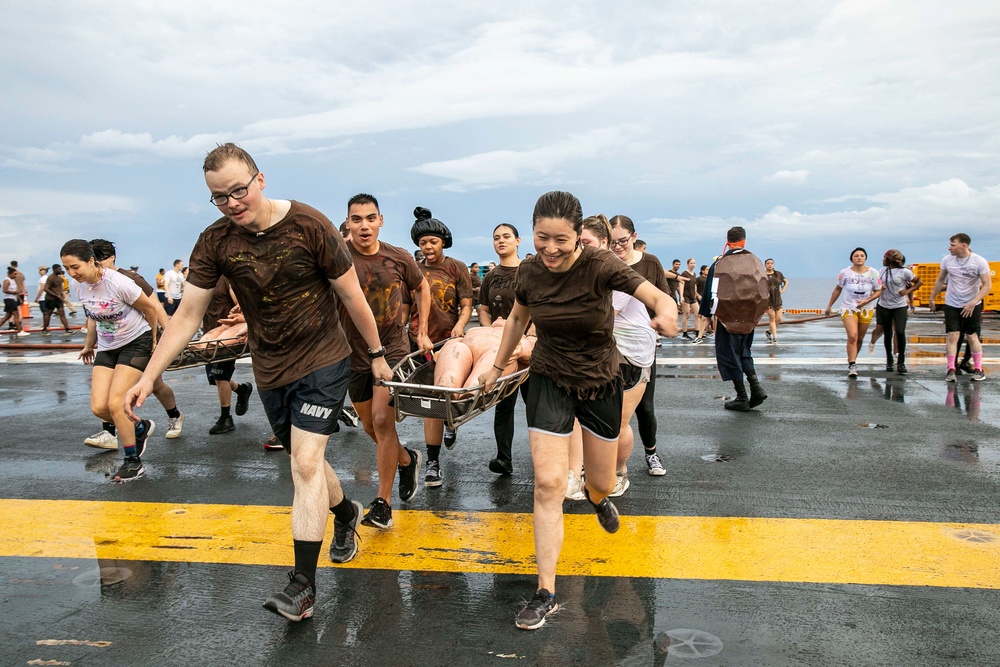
[48,141,992,631]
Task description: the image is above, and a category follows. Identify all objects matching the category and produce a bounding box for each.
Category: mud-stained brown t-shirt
[410,256,473,343]
[117,268,154,297]
[186,201,354,389]
[515,246,645,398]
[478,264,518,321]
[202,276,235,332]
[343,241,424,372]
[631,252,669,317]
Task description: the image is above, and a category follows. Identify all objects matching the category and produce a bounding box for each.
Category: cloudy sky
[3,1,999,282]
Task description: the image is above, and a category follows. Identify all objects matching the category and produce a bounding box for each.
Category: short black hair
[348,193,379,212]
[727,226,746,243]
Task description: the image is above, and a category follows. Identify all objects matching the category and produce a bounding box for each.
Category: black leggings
[492,380,529,463]
[635,369,657,450]
[876,305,908,361]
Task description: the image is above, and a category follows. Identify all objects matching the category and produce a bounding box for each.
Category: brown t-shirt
[478,264,518,321]
[187,201,354,389]
[631,252,669,316]
[344,241,424,372]
[515,246,645,398]
[117,268,154,297]
[410,256,473,343]
[682,269,698,302]
[202,276,235,332]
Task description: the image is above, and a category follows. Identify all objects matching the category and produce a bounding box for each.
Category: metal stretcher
[383,339,528,429]
[166,336,250,371]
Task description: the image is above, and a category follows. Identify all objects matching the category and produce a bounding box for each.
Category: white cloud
[409,126,647,191]
[763,170,809,185]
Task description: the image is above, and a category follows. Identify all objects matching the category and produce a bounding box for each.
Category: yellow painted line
[1,499,998,589]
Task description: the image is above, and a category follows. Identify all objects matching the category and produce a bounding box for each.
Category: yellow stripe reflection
[2,499,997,589]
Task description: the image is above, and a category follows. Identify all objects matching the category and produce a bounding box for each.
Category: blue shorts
[258,359,350,453]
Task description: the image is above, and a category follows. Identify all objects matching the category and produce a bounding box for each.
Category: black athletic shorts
[525,371,622,442]
[258,358,350,453]
[44,296,63,311]
[944,304,983,335]
[348,359,402,404]
[3,299,16,315]
[620,362,644,392]
[205,360,237,385]
[94,330,153,371]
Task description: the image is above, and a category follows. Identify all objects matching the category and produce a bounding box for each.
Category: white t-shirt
[37,275,47,303]
[164,269,185,299]
[79,268,150,351]
[877,267,915,310]
[941,253,990,308]
[612,290,656,368]
[836,267,881,311]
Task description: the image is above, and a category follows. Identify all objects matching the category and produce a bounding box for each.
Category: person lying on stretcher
[433,318,535,390]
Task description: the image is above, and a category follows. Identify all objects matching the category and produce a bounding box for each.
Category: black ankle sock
[292,540,322,588]
[426,444,441,463]
[331,496,356,525]
[103,421,116,436]
[166,407,181,419]
[644,447,657,455]
[220,406,231,418]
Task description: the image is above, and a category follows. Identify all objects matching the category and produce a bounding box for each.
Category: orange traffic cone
[19,300,31,320]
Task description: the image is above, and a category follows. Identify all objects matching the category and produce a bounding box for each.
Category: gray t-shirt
[941,253,990,308]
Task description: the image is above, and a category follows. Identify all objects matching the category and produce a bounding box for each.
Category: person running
[579,215,658,497]
[875,249,921,374]
[693,264,713,342]
[929,233,992,382]
[764,259,788,344]
[479,191,677,630]
[409,207,473,488]
[163,259,184,316]
[343,193,430,528]
[125,143,391,622]
[200,276,254,435]
[679,258,698,339]
[62,239,158,482]
[477,222,529,475]
[1,267,30,336]
[83,239,186,447]
[35,265,50,322]
[825,248,883,378]
[608,214,670,477]
[40,264,72,334]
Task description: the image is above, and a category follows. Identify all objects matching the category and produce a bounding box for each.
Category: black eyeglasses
[609,236,632,249]
[210,173,259,206]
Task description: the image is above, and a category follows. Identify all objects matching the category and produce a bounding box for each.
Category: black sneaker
[134,419,155,458]
[235,382,254,416]
[488,457,513,475]
[584,487,620,533]
[330,500,363,563]
[515,589,559,630]
[958,360,974,374]
[209,415,235,434]
[886,360,895,373]
[424,460,443,488]
[397,448,422,502]
[681,331,692,340]
[361,497,393,529]
[112,456,145,483]
[338,405,359,428]
[262,570,315,622]
[442,425,457,449]
[897,362,908,375]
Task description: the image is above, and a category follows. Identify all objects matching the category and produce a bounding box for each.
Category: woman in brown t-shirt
[480,191,677,631]
[409,208,474,488]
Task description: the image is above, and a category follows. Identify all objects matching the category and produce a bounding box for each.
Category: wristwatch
[367,347,387,359]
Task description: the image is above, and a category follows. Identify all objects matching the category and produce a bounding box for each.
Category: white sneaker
[565,470,586,501]
[16,331,30,337]
[165,412,185,439]
[609,467,630,497]
[867,342,875,356]
[645,452,666,476]
[84,429,119,450]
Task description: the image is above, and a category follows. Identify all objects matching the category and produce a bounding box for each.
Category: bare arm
[965,271,993,317]
[412,277,433,353]
[824,285,843,315]
[78,319,98,365]
[451,298,473,338]
[479,301,531,392]
[928,267,948,312]
[125,283,213,418]
[331,266,391,381]
[902,275,923,296]
[780,276,789,294]
[477,304,493,326]
[131,291,161,347]
[633,281,679,337]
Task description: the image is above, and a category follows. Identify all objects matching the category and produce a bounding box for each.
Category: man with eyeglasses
[125,142,392,623]
[163,259,185,316]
